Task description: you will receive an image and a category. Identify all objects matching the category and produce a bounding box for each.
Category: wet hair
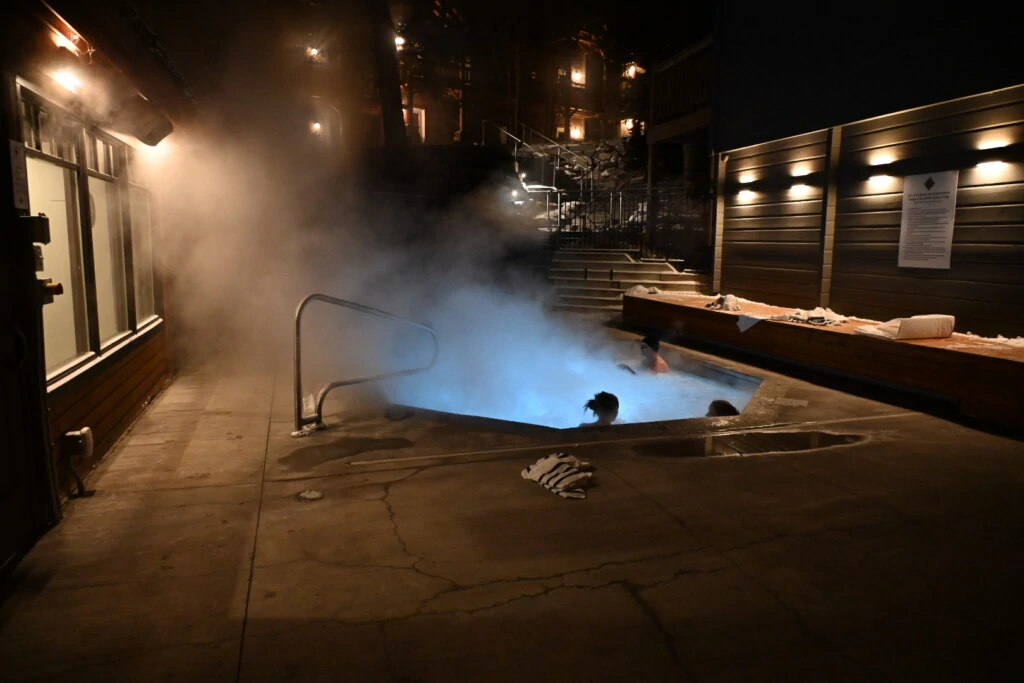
[585,391,619,415]
[641,335,660,352]
[707,400,740,417]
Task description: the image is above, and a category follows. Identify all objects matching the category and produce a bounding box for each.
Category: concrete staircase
[548,249,710,313]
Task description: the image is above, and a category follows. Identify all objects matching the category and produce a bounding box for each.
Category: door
[0,75,60,579]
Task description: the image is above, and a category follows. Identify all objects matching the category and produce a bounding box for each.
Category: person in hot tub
[619,335,671,375]
[581,391,620,426]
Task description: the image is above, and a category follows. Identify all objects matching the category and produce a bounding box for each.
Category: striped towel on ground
[521,453,593,499]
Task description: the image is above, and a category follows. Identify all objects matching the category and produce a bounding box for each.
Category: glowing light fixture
[869,152,895,166]
[738,189,755,201]
[978,139,1009,150]
[791,165,811,177]
[511,189,518,198]
[790,183,811,197]
[52,69,82,93]
[50,30,80,54]
[395,36,406,50]
[976,161,1007,171]
[569,126,584,140]
[519,172,526,179]
[311,121,322,133]
[868,174,893,186]
[307,47,319,57]
[571,68,585,85]
[738,173,755,184]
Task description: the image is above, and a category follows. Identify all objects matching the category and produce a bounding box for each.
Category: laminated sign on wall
[898,170,959,269]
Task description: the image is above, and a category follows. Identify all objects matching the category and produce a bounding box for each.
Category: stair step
[549,302,623,313]
[553,252,635,263]
[551,264,678,275]
[549,269,694,282]
[558,294,623,306]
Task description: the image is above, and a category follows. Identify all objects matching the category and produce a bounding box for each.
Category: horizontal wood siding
[832,84,1024,336]
[48,328,169,496]
[721,131,828,307]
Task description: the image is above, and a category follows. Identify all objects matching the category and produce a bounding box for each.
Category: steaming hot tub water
[385,355,759,430]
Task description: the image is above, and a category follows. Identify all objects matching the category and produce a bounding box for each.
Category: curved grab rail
[293,294,439,433]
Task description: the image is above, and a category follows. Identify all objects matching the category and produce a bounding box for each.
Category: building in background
[0,0,195,574]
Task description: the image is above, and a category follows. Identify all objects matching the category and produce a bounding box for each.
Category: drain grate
[632,431,864,458]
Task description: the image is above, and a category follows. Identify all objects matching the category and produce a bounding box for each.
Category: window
[88,173,129,343]
[27,156,90,374]
[20,87,160,379]
[129,187,156,322]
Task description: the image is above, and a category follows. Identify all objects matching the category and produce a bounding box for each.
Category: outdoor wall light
[868,174,894,187]
[311,121,322,133]
[395,36,406,50]
[307,47,319,57]
[976,161,1007,172]
[738,189,755,200]
[738,173,755,184]
[869,152,895,166]
[791,166,811,177]
[51,69,82,93]
[978,139,1009,150]
[50,29,79,54]
[790,183,811,197]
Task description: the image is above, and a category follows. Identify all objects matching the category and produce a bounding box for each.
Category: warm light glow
[511,189,518,198]
[571,68,585,85]
[738,173,755,184]
[50,30,80,54]
[395,36,406,49]
[978,139,1010,150]
[738,189,755,201]
[51,69,82,93]
[519,172,526,179]
[869,152,895,166]
[868,174,894,187]
[976,161,1007,171]
[569,126,584,140]
[311,121,322,133]
[623,63,645,79]
[790,183,811,197]
[791,165,811,177]
[307,47,319,57]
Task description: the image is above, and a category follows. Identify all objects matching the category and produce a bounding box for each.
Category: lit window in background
[51,69,81,93]
[569,126,584,140]
[571,68,585,85]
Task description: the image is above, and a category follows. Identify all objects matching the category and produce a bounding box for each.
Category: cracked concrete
[2,334,1023,682]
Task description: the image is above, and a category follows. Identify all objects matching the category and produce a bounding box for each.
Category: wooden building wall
[719,130,828,308]
[831,86,1024,335]
[47,325,169,495]
[716,84,1024,336]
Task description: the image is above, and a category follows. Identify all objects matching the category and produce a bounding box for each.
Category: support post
[819,127,843,308]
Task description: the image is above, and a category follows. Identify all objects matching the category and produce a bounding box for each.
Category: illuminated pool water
[386,356,760,430]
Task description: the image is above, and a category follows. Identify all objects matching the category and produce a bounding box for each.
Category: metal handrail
[293,294,439,434]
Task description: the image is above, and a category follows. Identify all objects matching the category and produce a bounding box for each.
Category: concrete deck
[2,332,1023,682]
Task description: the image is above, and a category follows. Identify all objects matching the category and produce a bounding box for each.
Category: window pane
[129,187,156,321]
[26,157,90,373]
[87,176,129,343]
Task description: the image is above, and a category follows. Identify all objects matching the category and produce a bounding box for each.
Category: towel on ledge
[855,314,955,340]
[522,453,593,499]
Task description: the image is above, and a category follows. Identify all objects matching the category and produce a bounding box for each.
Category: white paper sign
[898,170,959,269]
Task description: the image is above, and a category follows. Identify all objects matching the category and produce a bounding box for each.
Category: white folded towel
[855,314,955,340]
[522,453,593,499]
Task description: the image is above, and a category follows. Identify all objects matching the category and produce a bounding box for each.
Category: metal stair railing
[292,294,439,435]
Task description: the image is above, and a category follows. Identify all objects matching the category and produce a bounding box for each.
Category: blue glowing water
[381,288,757,429]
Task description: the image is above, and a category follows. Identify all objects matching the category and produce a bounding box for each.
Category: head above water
[585,391,620,425]
[707,400,740,417]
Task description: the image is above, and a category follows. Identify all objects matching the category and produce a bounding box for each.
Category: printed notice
[9,140,30,210]
[898,170,959,269]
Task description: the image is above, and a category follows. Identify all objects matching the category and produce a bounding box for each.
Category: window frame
[17,80,159,385]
